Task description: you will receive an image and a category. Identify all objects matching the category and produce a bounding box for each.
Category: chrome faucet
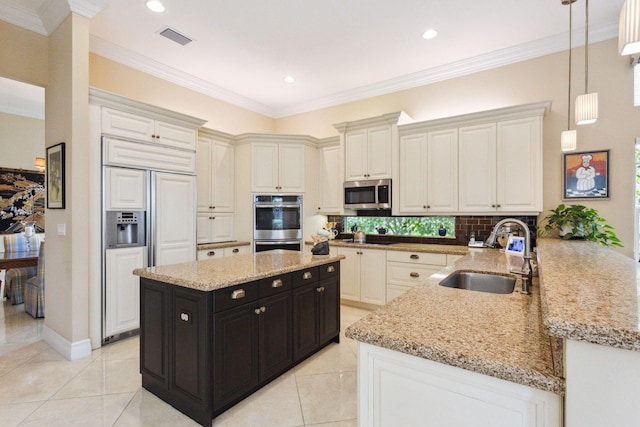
[484,218,532,294]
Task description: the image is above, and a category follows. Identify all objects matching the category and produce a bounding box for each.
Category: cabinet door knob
[326,265,335,273]
[272,279,283,288]
[209,216,216,220]
[410,254,419,260]
[207,251,216,257]
[496,204,501,208]
[231,289,245,299]
[423,205,427,209]
[260,306,266,313]
[232,248,239,253]
[410,272,420,278]
[303,271,313,280]
[254,308,261,315]
[316,286,325,293]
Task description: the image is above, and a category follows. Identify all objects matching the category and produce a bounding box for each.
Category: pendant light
[619,0,640,55]
[575,0,598,125]
[562,0,577,151]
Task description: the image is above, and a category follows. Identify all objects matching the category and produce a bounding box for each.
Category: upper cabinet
[335,112,412,182]
[316,138,341,214]
[197,129,235,213]
[398,129,458,214]
[398,101,549,215]
[92,88,206,153]
[251,142,305,193]
[104,166,147,211]
[458,117,542,213]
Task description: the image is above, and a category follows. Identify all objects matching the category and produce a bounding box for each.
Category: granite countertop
[197,240,251,250]
[134,250,344,291]
[537,238,640,351]
[307,239,469,255]
[345,248,564,395]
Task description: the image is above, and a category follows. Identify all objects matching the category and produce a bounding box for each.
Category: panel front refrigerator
[103,167,196,344]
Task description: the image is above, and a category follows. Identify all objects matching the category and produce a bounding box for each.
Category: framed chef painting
[563,150,609,199]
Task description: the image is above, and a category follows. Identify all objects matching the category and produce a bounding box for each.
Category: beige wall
[276,39,639,257]
[45,13,91,345]
[0,20,48,87]
[0,113,45,170]
[89,54,275,135]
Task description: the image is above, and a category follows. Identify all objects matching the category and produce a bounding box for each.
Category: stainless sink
[439,271,516,294]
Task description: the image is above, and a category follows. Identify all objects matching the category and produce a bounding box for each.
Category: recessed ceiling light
[422,29,438,40]
[146,1,165,13]
[284,76,296,84]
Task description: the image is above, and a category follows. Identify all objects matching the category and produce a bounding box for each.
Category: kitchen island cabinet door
[292,281,320,362]
[318,276,340,344]
[140,279,170,387]
[258,291,293,382]
[213,303,260,412]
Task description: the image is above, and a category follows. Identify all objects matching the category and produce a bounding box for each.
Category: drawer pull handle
[410,272,420,278]
[303,271,313,280]
[207,251,216,257]
[410,254,419,260]
[272,279,283,288]
[232,248,239,253]
[326,265,335,273]
[231,289,245,300]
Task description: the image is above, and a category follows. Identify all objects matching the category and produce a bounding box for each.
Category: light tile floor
[0,300,371,426]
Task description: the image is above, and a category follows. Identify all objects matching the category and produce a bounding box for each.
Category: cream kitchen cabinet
[337,246,386,305]
[386,250,456,302]
[458,117,542,214]
[197,245,250,260]
[196,212,235,244]
[316,144,341,214]
[197,132,235,213]
[102,107,197,151]
[251,142,305,193]
[344,125,392,181]
[104,166,146,211]
[398,129,458,214]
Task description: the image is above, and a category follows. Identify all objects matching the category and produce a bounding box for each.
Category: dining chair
[25,241,45,318]
[3,233,41,305]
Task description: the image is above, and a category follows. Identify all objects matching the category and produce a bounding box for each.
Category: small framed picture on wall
[563,150,609,200]
[46,142,65,209]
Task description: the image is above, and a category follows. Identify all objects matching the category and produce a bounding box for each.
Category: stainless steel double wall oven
[253,195,302,252]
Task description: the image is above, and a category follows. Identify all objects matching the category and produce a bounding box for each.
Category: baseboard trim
[43,325,92,360]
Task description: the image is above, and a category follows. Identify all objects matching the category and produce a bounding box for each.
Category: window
[343,216,455,238]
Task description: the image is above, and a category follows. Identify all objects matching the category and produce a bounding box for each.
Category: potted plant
[537,204,622,247]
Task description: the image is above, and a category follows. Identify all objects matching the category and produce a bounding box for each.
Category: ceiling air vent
[159,27,192,46]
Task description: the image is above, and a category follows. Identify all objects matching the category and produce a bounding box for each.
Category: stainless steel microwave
[344,179,391,210]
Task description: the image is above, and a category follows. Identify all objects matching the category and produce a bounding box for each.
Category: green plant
[537,204,622,247]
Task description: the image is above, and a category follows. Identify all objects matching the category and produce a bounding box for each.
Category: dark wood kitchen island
[133,250,344,426]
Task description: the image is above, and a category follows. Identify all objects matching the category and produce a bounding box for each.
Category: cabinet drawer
[258,274,292,298]
[197,249,224,260]
[386,262,441,286]
[319,262,340,281]
[214,282,258,312]
[386,250,447,266]
[292,267,319,287]
[224,246,250,256]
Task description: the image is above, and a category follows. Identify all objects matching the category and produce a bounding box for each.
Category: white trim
[0,1,47,35]
[43,324,92,360]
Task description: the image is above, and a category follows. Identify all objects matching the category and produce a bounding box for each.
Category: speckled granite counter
[197,241,250,250]
[307,239,469,255]
[345,248,564,395]
[134,250,344,291]
[537,238,640,351]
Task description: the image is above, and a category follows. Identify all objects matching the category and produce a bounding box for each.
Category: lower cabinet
[337,246,386,305]
[140,261,340,425]
[292,264,340,362]
[196,244,250,260]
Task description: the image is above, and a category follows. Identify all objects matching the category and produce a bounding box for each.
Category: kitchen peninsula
[133,250,344,426]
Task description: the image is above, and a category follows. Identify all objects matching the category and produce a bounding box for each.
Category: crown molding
[68,0,105,18]
[272,22,618,119]
[0,1,47,35]
[90,35,276,118]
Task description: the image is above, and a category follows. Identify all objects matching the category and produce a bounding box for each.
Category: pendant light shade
[576,0,598,125]
[561,129,577,151]
[620,0,640,55]
[575,92,599,124]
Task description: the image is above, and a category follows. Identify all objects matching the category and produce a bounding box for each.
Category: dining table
[0,250,39,270]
